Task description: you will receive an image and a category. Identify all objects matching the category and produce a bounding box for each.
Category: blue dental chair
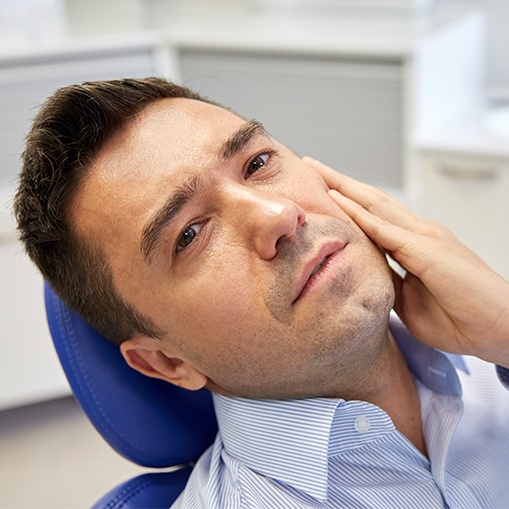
[44,282,218,508]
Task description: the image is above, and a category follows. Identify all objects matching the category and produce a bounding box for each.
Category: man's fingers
[327,190,407,252]
[327,189,438,280]
[305,157,423,231]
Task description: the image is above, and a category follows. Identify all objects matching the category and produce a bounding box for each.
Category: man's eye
[246,152,270,176]
[176,223,201,253]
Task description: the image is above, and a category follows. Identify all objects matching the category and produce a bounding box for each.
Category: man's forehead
[134,97,244,138]
[106,98,246,167]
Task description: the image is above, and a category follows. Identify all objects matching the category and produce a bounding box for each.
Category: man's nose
[225,185,307,260]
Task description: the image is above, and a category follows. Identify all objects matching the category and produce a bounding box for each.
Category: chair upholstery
[90,470,193,509]
[44,282,218,507]
[496,364,509,390]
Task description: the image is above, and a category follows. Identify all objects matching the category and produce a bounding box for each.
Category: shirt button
[354,415,371,433]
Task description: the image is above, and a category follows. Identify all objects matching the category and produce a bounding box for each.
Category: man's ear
[120,336,207,391]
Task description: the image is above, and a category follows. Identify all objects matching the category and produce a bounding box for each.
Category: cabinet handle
[438,164,500,181]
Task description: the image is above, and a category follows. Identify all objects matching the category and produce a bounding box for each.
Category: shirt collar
[213,394,340,501]
[213,316,469,502]
[389,315,468,397]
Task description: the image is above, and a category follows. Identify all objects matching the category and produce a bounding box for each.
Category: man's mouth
[310,255,330,277]
[292,242,346,304]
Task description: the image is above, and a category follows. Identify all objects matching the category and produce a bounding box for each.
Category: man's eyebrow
[219,119,269,162]
[141,176,202,263]
[140,120,269,264]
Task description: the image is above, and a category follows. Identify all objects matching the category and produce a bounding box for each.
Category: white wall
[65,0,144,36]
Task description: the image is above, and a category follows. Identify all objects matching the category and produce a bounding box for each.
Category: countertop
[415,107,509,159]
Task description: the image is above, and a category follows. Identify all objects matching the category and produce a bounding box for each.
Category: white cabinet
[0,38,164,409]
[420,150,509,280]
[0,204,68,408]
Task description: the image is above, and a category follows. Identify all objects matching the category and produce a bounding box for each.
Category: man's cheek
[303,185,353,223]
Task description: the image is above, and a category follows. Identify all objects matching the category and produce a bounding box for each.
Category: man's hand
[305,157,509,368]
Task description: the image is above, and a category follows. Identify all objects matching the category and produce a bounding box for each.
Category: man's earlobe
[120,337,207,391]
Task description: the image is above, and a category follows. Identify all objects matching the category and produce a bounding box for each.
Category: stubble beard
[252,216,396,399]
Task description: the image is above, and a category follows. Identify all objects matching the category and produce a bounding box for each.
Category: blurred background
[1,0,508,506]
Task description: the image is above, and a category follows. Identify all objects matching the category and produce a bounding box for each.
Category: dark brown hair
[13,77,215,345]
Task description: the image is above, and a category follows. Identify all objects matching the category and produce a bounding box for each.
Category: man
[14,77,509,507]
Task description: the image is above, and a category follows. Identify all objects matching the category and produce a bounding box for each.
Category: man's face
[71,98,394,399]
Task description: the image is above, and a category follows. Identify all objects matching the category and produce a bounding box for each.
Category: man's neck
[377,337,427,456]
[342,332,427,457]
[335,331,427,455]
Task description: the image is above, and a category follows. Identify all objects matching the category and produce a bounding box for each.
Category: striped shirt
[172,318,509,508]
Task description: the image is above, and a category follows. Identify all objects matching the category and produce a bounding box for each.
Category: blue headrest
[44,282,218,468]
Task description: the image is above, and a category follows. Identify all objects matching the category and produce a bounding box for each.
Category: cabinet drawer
[0,238,69,409]
[422,153,509,280]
